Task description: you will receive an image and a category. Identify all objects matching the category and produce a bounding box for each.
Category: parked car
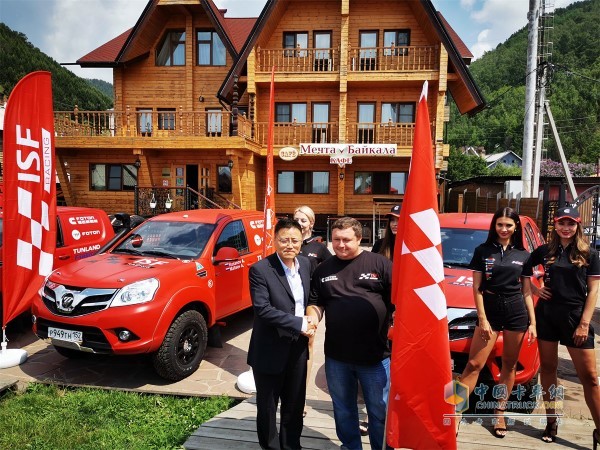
[0,206,116,300]
[32,209,265,381]
[441,213,545,410]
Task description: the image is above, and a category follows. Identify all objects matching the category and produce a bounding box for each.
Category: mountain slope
[448,0,600,164]
[0,23,113,111]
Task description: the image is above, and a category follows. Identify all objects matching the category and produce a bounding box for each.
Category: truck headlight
[110,278,159,307]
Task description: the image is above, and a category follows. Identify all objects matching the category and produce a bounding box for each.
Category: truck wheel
[53,345,87,359]
[152,310,207,381]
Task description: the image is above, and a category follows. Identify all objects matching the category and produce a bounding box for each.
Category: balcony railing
[256,47,339,73]
[255,45,437,73]
[255,122,339,146]
[54,109,244,138]
[349,45,438,72]
[347,123,416,146]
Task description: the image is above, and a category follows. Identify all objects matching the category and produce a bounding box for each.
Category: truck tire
[152,310,207,381]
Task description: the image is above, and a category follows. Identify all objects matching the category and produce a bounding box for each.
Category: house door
[359,31,378,70]
[357,103,375,143]
[312,103,330,143]
[314,31,332,71]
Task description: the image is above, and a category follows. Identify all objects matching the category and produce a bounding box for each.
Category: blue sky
[0,0,579,83]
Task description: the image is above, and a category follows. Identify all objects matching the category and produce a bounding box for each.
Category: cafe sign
[299,143,397,165]
[279,146,299,161]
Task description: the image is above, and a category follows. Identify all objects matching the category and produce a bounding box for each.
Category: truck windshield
[113,221,216,259]
[440,227,488,267]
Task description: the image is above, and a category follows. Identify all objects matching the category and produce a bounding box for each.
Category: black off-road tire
[152,310,208,381]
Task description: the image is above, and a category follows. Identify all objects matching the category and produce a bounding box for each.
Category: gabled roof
[485,151,522,164]
[436,12,473,63]
[76,0,254,67]
[218,0,485,115]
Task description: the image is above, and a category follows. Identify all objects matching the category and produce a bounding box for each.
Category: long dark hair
[485,207,524,250]
[377,219,396,260]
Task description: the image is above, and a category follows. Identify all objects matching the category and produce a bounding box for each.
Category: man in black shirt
[308,217,393,450]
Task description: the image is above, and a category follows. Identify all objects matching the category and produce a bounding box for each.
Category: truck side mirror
[131,234,144,248]
[213,246,240,264]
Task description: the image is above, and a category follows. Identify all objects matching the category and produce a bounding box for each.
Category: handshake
[302,315,319,337]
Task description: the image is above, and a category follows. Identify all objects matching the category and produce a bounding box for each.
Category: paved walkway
[1,307,600,449]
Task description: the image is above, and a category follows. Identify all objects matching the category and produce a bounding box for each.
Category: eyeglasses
[277,238,301,246]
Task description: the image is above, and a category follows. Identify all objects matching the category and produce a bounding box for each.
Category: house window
[90,164,138,191]
[381,103,415,124]
[359,31,378,70]
[354,171,407,195]
[218,165,232,193]
[197,30,226,66]
[357,103,376,143]
[277,171,329,194]
[158,108,176,130]
[156,30,185,66]
[276,103,307,123]
[383,29,410,55]
[283,32,308,57]
[314,31,332,71]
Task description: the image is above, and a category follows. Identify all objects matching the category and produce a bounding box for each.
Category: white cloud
[460,0,477,9]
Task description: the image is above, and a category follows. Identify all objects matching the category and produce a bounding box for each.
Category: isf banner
[2,71,56,327]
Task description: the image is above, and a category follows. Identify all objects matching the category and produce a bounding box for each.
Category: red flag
[262,66,276,258]
[2,71,57,328]
[387,81,455,449]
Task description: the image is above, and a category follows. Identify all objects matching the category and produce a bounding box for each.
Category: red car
[441,213,545,410]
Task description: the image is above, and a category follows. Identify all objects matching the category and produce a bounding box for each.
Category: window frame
[217,165,232,193]
[283,31,308,57]
[275,102,307,123]
[157,108,176,131]
[383,29,411,56]
[381,102,416,124]
[156,30,186,66]
[90,163,139,192]
[277,171,330,194]
[353,171,407,195]
[197,29,226,66]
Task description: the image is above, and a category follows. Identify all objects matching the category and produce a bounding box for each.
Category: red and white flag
[2,71,57,328]
[262,66,276,258]
[387,81,455,449]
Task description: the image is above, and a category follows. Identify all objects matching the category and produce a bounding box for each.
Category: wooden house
[52,0,485,235]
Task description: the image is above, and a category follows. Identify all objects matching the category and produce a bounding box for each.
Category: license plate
[48,327,83,343]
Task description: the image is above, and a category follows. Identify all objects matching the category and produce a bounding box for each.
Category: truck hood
[49,253,206,287]
[443,267,475,309]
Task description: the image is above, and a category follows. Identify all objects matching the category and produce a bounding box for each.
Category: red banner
[387,81,455,449]
[2,71,56,327]
[262,66,276,258]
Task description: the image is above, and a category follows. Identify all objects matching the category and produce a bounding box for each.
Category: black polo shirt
[309,251,392,365]
[523,243,600,308]
[469,242,530,296]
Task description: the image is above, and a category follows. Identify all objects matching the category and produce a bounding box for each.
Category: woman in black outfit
[372,205,400,260]
[458,207,536,438]
[523,206,600,446]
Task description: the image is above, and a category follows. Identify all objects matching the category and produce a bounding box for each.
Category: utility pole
[522,0,540,198]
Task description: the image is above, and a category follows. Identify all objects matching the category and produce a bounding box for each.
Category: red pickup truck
[1,206,116,305]
[32,209,265,381]
[441,213,545,412]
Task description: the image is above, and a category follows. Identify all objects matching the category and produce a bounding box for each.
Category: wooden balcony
[256,48,339,73]
[255,45,438,74]
[254,122,339,146]
[349,45,438,72]
[54,108,253,140]
[254,121,417,148]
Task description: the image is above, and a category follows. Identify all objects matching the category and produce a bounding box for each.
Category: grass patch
[0,383,237,450]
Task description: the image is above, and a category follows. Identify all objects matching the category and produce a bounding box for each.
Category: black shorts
[476,292,529,332]
[535,302,595,349]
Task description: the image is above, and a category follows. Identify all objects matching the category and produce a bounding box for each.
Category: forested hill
[448,0,600,164]
[0,23,113,111]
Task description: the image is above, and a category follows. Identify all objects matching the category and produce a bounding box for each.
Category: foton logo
[69,216,99,225]
[72,229,81,241]
[249,219,264,229]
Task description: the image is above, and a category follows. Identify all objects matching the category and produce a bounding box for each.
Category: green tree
[446,149,489,182]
